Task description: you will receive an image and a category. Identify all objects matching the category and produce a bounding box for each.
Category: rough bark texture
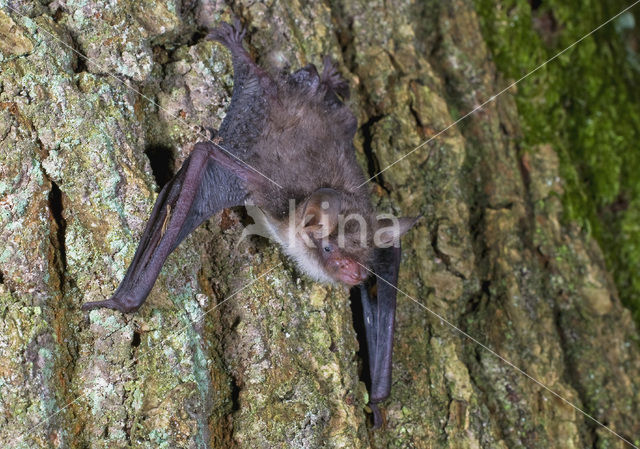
[1,1,639,448]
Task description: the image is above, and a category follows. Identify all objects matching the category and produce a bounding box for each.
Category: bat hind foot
[207,18,247,51]
[321,56,349,100]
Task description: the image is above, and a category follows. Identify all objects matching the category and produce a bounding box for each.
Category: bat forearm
[82,145,235,313]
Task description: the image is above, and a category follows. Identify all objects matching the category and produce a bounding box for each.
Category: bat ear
[302,188,342,239]
[374,215,421,247]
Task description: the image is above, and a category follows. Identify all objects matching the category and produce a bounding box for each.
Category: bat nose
[330,258,369,285]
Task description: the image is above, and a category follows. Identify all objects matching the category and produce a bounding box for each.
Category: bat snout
[328,257,369,285]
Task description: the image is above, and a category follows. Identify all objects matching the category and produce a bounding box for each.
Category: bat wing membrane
[359,245,401,428]
[82,143,247,313]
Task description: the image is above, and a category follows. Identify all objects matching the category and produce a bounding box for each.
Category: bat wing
[359,245,401,428]
[82,142,248,313]
[83,20,271,313]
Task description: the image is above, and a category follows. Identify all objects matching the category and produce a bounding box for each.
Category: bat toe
[207,20,246,48]
[232,17,246,41]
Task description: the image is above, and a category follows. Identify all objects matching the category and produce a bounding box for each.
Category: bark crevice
[359,114,389,193]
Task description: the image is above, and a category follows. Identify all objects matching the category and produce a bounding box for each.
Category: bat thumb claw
[81,299,115,311]
[81,297,140,313]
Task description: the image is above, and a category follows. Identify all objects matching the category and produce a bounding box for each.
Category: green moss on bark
[474,0,640,321]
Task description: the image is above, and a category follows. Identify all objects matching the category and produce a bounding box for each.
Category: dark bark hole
[360,115,390,193]
[131,330,141,347]
[602,191,630,214]
[231,380,241,412]
[481,279,491,295]
[144,145,176,190]
[529,0,543,11]
[74,52,88,74]
[0,269,4,284]
[63,30,88,74]
[48,181,67,271]
[230,315,242,331]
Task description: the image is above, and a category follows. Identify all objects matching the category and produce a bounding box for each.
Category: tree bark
[1,1,639,448]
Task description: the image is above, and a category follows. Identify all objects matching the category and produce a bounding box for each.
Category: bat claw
[207,19,246,48]
[321,55,349,100]
[232,16,247,41]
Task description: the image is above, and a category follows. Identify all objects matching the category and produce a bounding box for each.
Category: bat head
[276,188,419,286]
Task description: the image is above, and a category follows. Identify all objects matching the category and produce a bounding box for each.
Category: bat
[82,19,419,428]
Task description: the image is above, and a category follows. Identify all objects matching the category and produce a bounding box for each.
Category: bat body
[82,20,418,428]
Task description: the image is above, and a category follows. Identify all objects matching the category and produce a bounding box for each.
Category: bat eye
[323,244,333,253]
